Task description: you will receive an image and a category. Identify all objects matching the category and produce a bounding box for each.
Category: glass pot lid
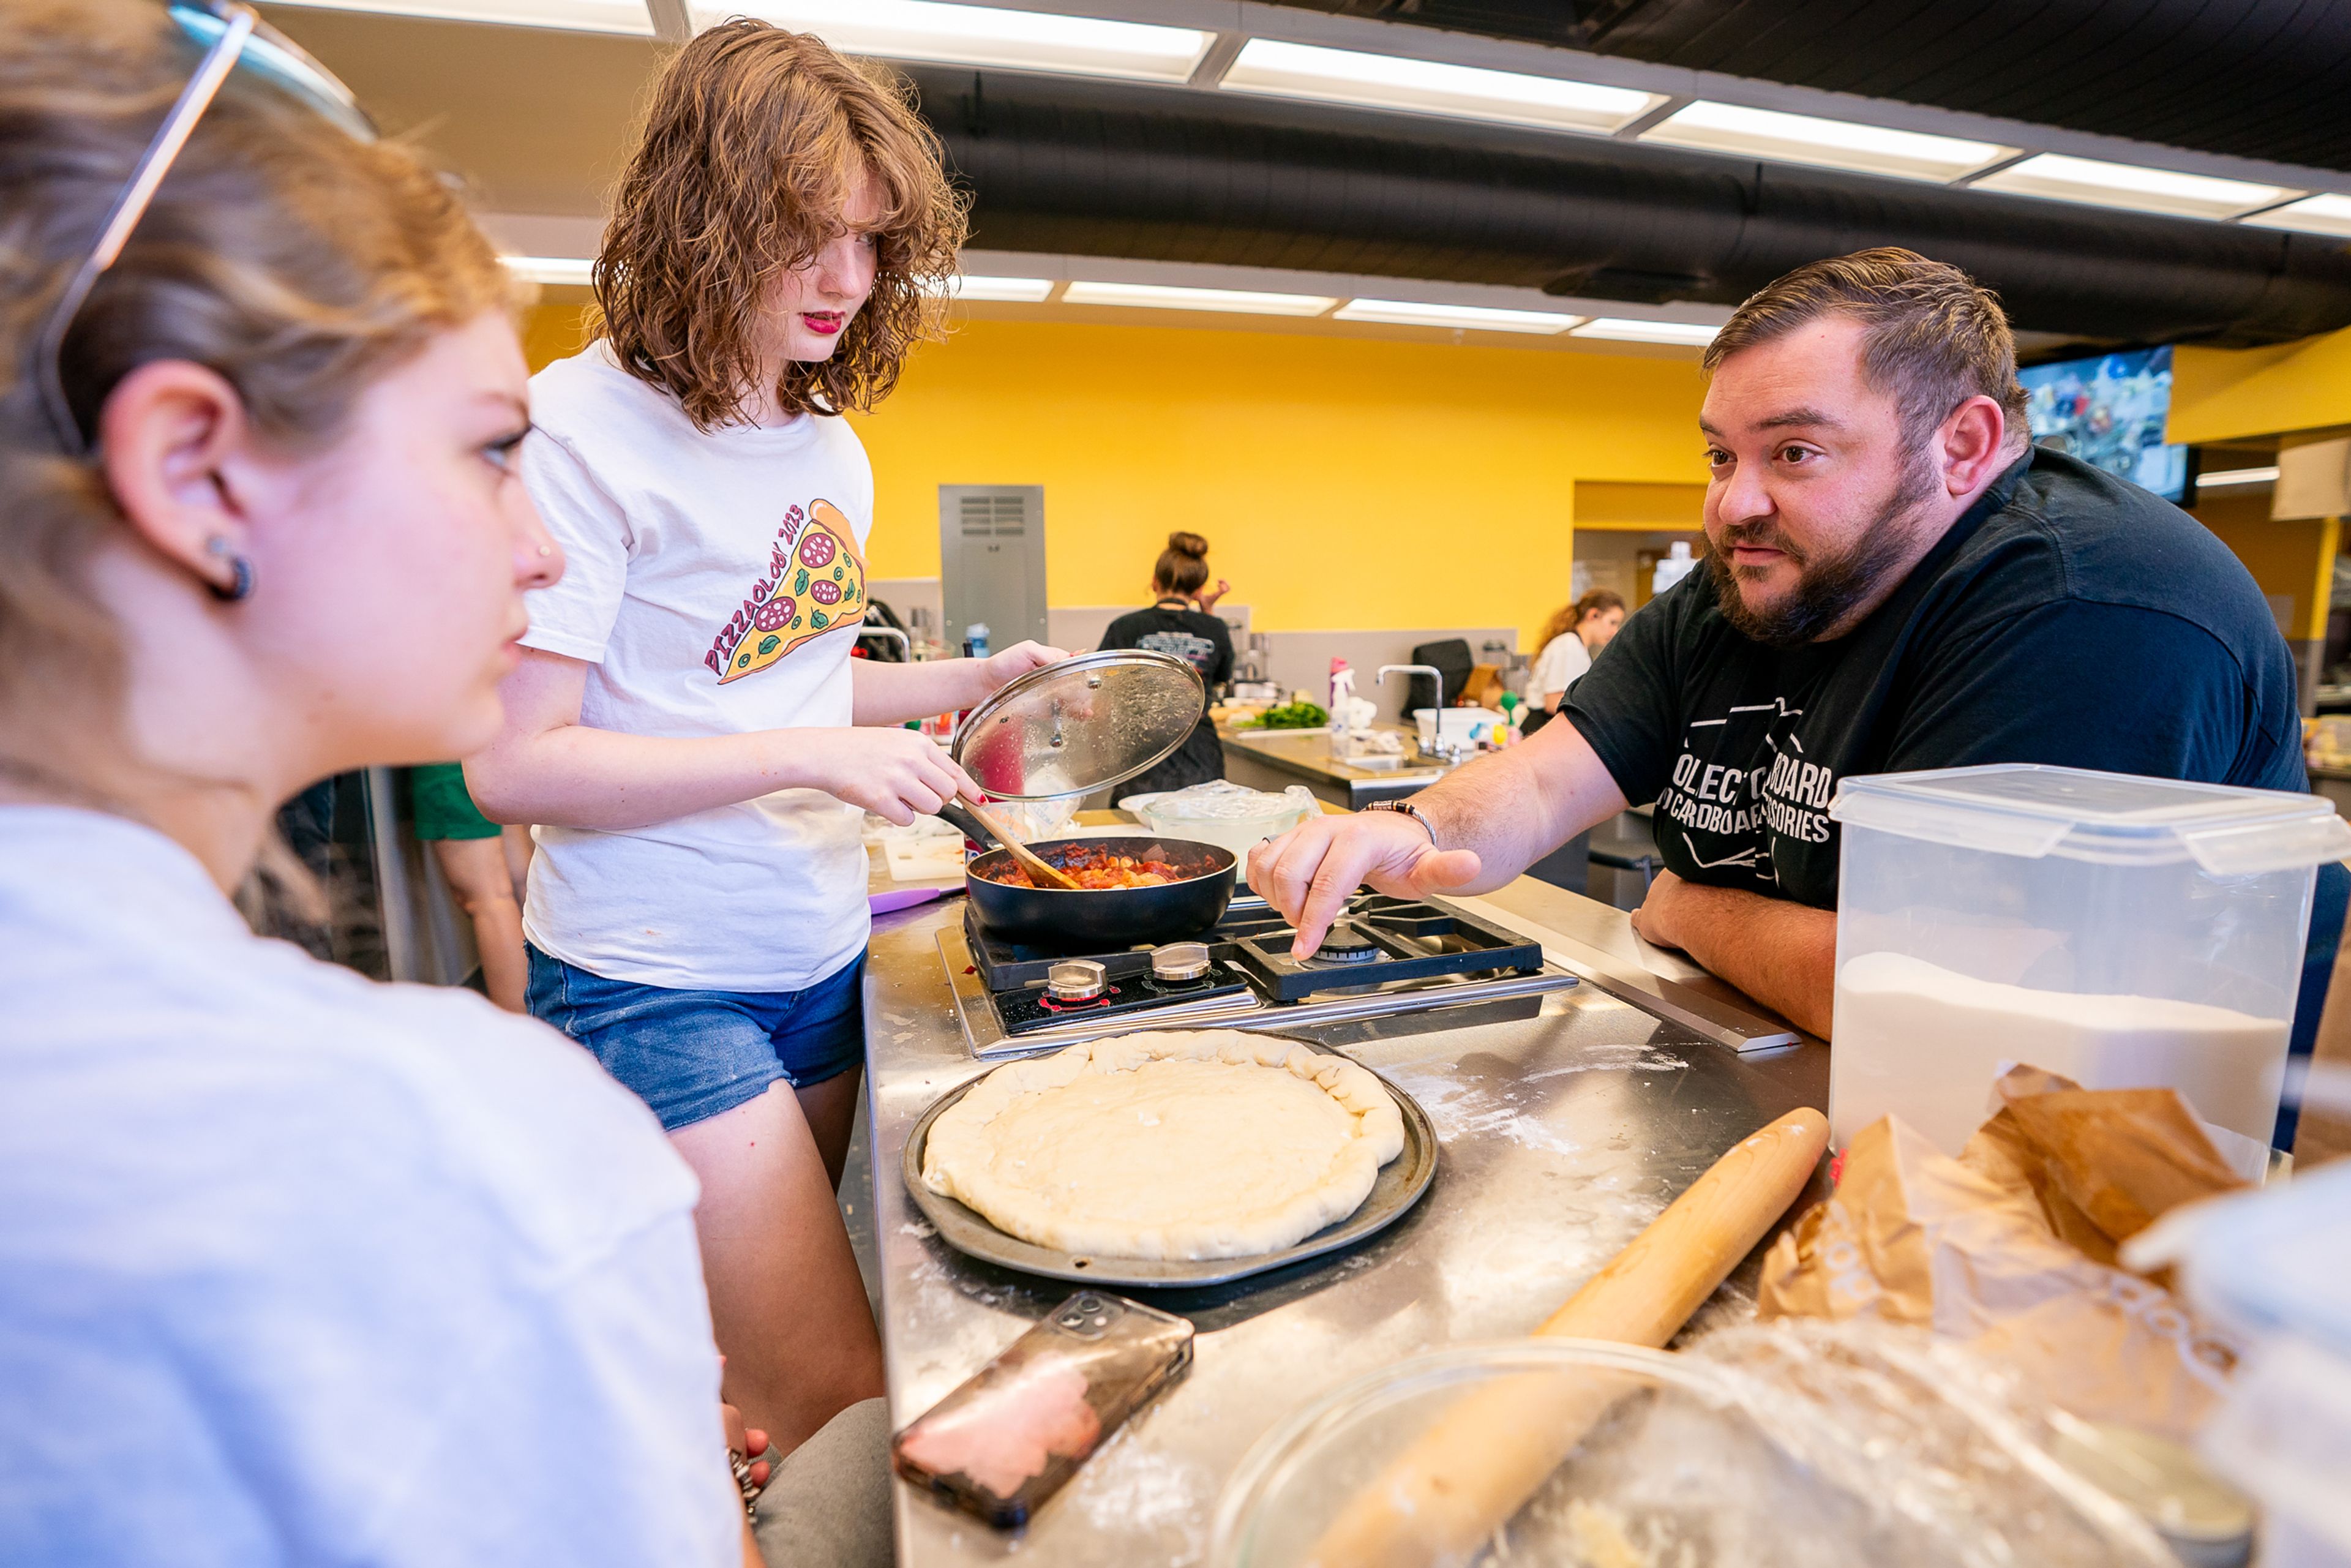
[953,649,1206,801]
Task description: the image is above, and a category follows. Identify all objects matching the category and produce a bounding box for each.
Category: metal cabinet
[938,484,1048,651]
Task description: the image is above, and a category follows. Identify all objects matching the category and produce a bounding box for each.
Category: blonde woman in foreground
[0,3,806,1561]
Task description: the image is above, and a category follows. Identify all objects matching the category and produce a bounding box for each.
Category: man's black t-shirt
[1564,448,2308,909]
[1100,602,1235,795]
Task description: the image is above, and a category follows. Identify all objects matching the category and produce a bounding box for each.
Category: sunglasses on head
[32,1,377,455]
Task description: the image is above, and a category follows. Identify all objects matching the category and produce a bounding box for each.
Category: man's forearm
[1655,884,1838,1038]
[1408,719,1630,892]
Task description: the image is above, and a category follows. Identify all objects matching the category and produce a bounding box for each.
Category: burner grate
[1228,897,1546,1002]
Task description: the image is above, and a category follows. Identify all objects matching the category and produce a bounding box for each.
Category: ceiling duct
[911,66,2351,348]
[1256,0,2351,174]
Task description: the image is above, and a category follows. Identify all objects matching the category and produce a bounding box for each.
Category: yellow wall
[521,298,594,374]
[522,307,1709,643]
[2172,327,2351,446]
[2166,326,2351,647]
[857,320,1712,640]
[1572,479,1706,531]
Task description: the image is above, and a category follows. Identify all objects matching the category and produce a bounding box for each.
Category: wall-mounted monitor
[2019,345,2191,502]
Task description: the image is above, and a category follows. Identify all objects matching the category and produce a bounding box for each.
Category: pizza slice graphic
[708,499,867,685]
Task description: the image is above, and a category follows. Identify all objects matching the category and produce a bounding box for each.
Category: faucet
[1378,664,1464,760]
[1377,664,1445,694]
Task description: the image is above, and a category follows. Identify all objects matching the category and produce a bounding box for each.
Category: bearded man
[1249,247,2305,1038]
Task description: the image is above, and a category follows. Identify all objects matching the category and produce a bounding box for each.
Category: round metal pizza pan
[901,1039,1438,1289]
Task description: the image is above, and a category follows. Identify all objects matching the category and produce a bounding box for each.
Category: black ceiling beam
[1253,1,2351,174]
[913,66,2351,348]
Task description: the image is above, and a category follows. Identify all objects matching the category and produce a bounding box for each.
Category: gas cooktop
[942,893,1580,1059]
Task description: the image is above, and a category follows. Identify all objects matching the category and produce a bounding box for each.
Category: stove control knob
[1046,959,1107,1002]
[1151,942,1212,983]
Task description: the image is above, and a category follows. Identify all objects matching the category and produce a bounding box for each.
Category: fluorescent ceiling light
[269,0,651,33]
[947,274,1055,302]
[716,1,1209,83]
[1061,280,1336,317]
[1973,153,2297,221]
[2200,465,2280,487]
[1640,100,2012,183]
[1219,38,1659,136]
[501,255,595,286]
[1570,318,1720,346]
[1334,298,1583,334]
[2241,193,2351,238]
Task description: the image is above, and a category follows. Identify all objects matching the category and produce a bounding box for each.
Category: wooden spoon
[957,796,1083,891]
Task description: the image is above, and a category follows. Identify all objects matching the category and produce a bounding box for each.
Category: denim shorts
[525,946,866,1132]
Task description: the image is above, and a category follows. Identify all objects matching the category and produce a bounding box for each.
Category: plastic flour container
[1828,763,2350,1154]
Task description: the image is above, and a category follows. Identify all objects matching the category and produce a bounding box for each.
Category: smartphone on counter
[891,1292,1195,1529]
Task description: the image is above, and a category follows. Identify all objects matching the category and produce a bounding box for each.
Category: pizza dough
[920,1030,1408,1261]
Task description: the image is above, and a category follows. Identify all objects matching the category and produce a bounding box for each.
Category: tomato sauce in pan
[973,846,1187,890]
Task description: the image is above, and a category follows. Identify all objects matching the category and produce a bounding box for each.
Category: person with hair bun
[1529,588,1627,715]
[463,19,1063,1453]
[1098,531,1236,795]
[0,1,773,1560]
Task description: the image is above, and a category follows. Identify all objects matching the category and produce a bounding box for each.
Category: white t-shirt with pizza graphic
[515,342,875,993]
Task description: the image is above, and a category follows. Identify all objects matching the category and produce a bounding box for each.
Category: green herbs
[1244,700,1329,730]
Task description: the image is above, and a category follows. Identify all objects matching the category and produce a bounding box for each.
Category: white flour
[1523,1043,1691,1081]
[1831,951,2289,1153]
[1386,1045,1687,1157]
[1385,1069,1581,1156]
[1071,1438,1207,1559]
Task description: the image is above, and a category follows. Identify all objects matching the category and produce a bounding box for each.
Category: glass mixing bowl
[1210,1329,2175,1568]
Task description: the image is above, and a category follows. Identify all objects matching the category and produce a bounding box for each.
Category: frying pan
[937,803,1235,947]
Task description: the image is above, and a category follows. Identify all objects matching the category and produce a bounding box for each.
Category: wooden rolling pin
[1309,1106,1831,1568]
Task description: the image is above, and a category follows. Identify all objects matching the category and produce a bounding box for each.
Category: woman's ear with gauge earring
[204,536,255,602]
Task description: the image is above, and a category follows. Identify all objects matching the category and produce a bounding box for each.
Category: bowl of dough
[1119,781,1320,858]
[1210,1322,2176,1568]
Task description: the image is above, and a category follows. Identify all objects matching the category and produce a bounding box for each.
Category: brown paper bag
[1965,1065,2245,1269]
[1757,1071,2244,1440]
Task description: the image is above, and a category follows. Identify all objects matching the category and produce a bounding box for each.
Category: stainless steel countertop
[860,878,1828,1564]
[1220,724,1453,787]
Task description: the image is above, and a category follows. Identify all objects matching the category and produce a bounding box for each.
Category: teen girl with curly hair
[468,21,1060,1452]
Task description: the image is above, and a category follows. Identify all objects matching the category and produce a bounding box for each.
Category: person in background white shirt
[465,20,1060,1452]
[0,2,770,1562]
[1531,588,1629,713]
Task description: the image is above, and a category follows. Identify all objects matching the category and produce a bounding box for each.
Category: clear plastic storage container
[1828,764,2351,1155]
[1119,781,1319,857]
